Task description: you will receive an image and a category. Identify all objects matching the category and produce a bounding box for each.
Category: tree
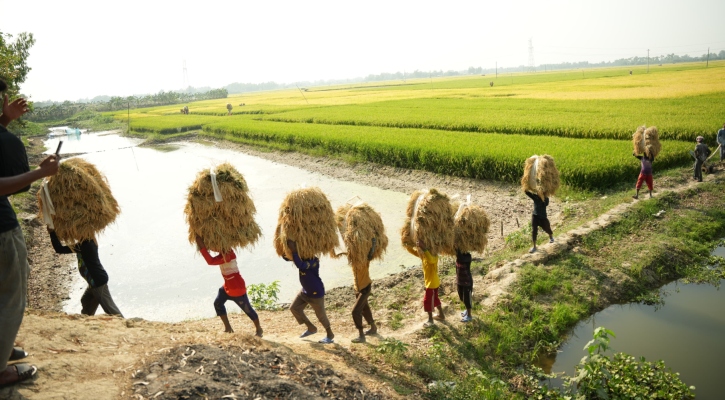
[0,31,36,97]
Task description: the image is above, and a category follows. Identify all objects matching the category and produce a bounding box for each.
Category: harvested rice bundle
[520,155,560,200]
[453,202,490,254]
[335,202,388,266]
[644,126,661,159]
[400,188,454,256]
[185,163,261,253]
[632,125,646,155]
[37,158,120,243]
[274,187,339,260]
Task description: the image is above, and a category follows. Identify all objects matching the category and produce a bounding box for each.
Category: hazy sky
[3,0,723,101]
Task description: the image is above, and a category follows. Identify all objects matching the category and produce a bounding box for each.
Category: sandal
[0,363,37,388]
[9,347,27,361]
[299,329,317,338]
[318,337,334,344]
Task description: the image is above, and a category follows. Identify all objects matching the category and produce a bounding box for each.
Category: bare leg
[220,315,233,333]
[252,319,263,337]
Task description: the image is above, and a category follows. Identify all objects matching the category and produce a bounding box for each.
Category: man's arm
[48,229,73,254]
[0,155,59,196]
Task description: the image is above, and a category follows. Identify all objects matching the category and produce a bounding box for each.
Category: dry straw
[644,126,661,159]
[453,203,490,254]
[37,158,120,243]
[274,187,339,260]
[185,163,261,253]
[335,203,388,266]
[632,125,646,155]
[400,189,455,256]
[521,155,560,200]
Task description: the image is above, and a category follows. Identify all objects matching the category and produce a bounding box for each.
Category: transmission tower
[527,38,536,72]
[182,60,189,89]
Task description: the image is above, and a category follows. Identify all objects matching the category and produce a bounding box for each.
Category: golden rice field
[112,61,725,190]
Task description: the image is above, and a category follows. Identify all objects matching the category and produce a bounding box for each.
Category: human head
[696,136,704,143]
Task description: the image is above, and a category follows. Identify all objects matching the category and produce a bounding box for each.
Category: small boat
[48,126,83,138]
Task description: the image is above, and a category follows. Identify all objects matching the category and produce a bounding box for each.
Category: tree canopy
[0,31,35,97]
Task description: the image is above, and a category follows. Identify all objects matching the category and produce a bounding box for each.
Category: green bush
[246,280,280,311]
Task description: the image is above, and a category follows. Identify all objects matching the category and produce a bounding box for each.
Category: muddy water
[45,133,415,322]
[538,246,725,399]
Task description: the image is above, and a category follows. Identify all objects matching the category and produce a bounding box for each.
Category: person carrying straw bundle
[693,136,711,183]
[185,163,263,336]
[38,158,123,317]
[274,187,339,344]
[401,189,454,327]
[521,155,559,253]
[452,196,489,322]
[335,197,388,343]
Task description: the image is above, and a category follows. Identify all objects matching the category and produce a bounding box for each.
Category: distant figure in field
[694,136,711,182]
[489,81,494,87]
[184,106,189,115]
[239,103,245,106]
[632,152,654,199]
[226,103,232,116]
[180,108,184,114]
[716,123,725,162]
[629,70,633,75]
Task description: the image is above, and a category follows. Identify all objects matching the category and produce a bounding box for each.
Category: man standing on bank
[0,79,59,387]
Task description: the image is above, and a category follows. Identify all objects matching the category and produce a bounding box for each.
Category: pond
[537,246,725,399]
[44,132,416,322]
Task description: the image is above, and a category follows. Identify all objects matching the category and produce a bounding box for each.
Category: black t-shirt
[49,231,109,287]
[0,126,30,233]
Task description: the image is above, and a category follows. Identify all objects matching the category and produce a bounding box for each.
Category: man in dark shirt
[0,79,60,387]
[284,240,335,344]
[694,136,711,182]
[48,228,123,317]
[524,190,554,253]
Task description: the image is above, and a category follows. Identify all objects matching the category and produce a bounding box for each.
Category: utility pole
[647,49,650,73]
[707,47,710,67]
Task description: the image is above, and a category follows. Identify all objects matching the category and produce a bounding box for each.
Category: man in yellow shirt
[406,241,445,327]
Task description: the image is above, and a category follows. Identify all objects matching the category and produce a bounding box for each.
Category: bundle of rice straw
[644,126,661,159]
[452,198,490,254]
[335,199,388,266]
[400,188,454,256]
[37,158,120,243]
[632,125,646,155]
[274,187,339,260]
[185,163,261,253]
[520,155,560,200]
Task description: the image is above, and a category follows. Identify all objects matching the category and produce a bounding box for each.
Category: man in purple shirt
[285,240,335,344]
[633,152,654,199]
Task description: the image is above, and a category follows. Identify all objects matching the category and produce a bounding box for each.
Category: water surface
[45,133,416,322]
[539,246,725,399]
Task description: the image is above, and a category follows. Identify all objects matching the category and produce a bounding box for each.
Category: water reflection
[45,133,416,322]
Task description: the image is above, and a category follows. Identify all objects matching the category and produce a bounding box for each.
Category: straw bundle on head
[644,126,661,159]
[37,158,120,243]
[275,187,339,260]
[632,125,646,155]
[520,155,560,200]
[335,203,388,266]
[453,203,490,254]
[184,163,261,253]
[400,189,455,256]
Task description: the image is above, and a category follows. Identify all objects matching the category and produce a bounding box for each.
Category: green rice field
[112,61,725,190]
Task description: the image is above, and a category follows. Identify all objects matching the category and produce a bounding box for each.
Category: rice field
[111,61,724,190]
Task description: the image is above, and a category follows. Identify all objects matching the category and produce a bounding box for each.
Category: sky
[3,0,724,101]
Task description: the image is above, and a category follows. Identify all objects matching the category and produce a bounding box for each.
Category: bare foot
[224,328,234,333]
[433,314,445,321]
[255,328,264,338]
[351,336,366,343]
